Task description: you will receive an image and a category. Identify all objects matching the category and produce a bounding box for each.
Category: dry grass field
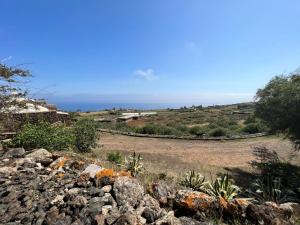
[95,133,300,182]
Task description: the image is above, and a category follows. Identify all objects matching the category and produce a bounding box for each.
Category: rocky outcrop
[0,147,299,225]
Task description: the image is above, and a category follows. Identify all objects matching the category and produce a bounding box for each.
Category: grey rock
[114,211,138,225]
[89,186,105,197]
[153,211,181,225]
[4,148,25,158]
[101,185,112,193]
[106,208,121,225]
[81,164,102,178]
[113,176,144,207]
[26,148,53,166]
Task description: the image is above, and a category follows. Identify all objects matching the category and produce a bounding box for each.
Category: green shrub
[189,126,207,136]
[107,151,123,165]
[242,123,262,134]
[209,127,227,137]
[74,118,97,152]
[11,122,74,151]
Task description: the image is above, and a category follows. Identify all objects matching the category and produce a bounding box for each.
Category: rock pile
[0,147,300,225]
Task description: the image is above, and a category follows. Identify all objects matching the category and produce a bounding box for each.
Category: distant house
[117,115,140,122]
[117,111,157,122]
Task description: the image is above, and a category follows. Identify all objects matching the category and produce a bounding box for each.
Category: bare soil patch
[96,133,299,178]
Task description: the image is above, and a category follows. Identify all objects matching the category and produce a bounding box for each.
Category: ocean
[55,102,192,112]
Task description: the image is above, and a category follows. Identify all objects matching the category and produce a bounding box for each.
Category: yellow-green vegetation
[89,103,268,137]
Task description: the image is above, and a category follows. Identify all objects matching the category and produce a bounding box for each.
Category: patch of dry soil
[97,133,298,177]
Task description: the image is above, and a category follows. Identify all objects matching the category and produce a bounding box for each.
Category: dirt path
[97,133,298,177]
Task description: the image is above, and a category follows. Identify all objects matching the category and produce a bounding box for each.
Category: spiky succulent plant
[206,174,240,201]
[180,170,208,191]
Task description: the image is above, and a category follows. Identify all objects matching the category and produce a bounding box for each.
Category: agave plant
[180,170,208,191]
[206,174,240,201]
[248,175,293,203]
[124,152,144,177]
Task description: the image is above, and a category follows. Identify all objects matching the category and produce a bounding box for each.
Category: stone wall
[97,128,268,141]
[0,111,70,132]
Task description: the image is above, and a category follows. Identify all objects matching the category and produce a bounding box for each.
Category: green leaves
[73,118,97,152]
[180,170,208,191]
[205,175,240,201]
[11,122,74,151]
[255,72,300,148]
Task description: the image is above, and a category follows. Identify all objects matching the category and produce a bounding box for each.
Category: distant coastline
[54,102,193,112]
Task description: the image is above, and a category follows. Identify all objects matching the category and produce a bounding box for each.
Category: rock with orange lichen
[95,168,116,186]
[50,156,69,170]
[174,190,217,212]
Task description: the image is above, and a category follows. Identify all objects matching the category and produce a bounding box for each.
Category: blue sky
[1,0,300,109]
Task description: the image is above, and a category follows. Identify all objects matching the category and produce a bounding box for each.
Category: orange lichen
[218,196,228,209]
[117,170,132,177]
[182,192,214,210]
[95,169,116,180]
[52,156,69,170]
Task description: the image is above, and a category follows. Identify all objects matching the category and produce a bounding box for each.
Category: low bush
[11,122,74,151]
[209,127,227,137]
[107,151,123,165]
[189,126,207,136]
[242,123,262,134]
[74,118,97,152]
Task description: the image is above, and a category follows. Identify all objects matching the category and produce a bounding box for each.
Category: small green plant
[107,151,123,165]
[242,123,262,134]
[73,118,97,152]
[180,170,207,191]
[124,152,144,177]
[206,175,240,201]
[10,122,74,151]
[249,175,287,203]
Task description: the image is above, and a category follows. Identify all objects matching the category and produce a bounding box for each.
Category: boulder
[151,181,175,206]
[81,164,102,178]
[4,148,25,158]
[113,176,144,207]
[174,190,216,212]
[26,148,53,166]
[246,202,293,225]
[140,194,164,223]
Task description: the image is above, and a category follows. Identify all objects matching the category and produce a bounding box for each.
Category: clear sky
[1,0,300,109]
